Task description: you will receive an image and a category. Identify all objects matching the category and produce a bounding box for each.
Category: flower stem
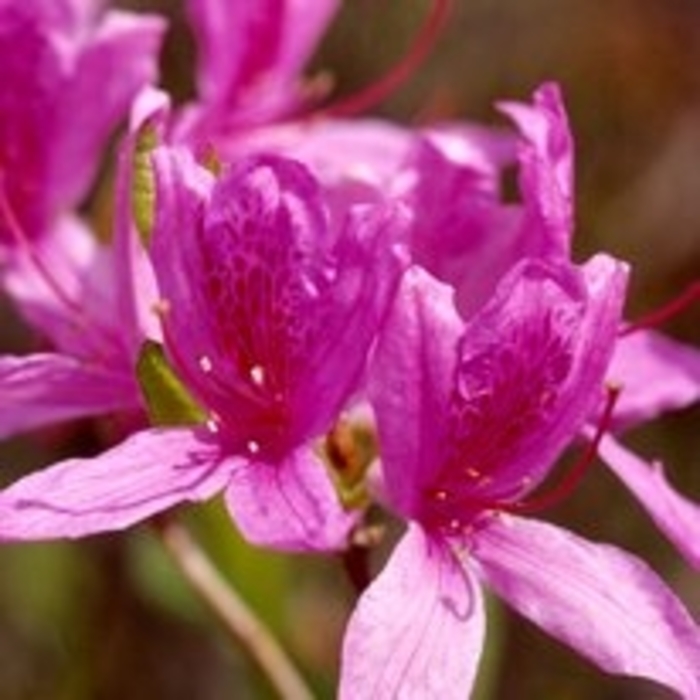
[155,518,315,700]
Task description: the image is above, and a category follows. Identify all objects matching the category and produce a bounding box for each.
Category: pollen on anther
[151,298,171,318]
[206,417,219,434]
[198,355,213,373]
[246,439,260,455]
[250,364,265,386]
[448,518,461,532]
[433,489,448,501]
[465,467,481,479]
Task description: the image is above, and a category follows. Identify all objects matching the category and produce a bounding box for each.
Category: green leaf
[131,122,158,246]
[136,340,206,426]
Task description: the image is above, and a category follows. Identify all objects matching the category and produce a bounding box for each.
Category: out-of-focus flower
[178,0,339,141]
[0,152,408,552]
[0,0,164,246]
[340,260,700,699]
[0,0,165,438]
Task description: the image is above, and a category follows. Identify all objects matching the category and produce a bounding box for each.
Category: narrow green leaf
[136,340,206,426]
[131,122,158,246]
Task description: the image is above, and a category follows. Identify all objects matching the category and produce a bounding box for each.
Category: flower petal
[598,435,700,570]
[498,82,574,256]
[340,526,485,700]
[185,0,338,129]
[294,199,410,439]
[224,445,355,552]
[0,428,233,540]
[368,266,464,518]
[49,9,165,210]
[407,129,524,317]
[0,352,137,439]
[442,254,627,504]
[607,329,700,429]
[474,515,700,697]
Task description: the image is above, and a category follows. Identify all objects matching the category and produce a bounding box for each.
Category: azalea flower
[340,260,700,699]
[407,81,700,571]
[178,0,340,140]
[0,151,408,551]
[0,0,164,247]
[0,0,165,438]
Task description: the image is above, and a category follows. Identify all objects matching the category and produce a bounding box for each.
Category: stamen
[250,364,265,387]
[497,383,621,515]
[151,298,171,319]
[320,0,453,118]
[620,280,700,336]
[246,439,261,455]
[198,355,213,374]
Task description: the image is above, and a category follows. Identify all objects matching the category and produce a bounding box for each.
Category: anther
[198,355,213,374]
[151,299,171,318]
[250,364,265,387]
[246,439,260,455]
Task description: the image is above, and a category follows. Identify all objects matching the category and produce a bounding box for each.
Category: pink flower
[0,152,408,552]
[176,0,339,141]
[0,0,165,245]
[340,259,700,698]
[0,1,165,438]
[405,80,700,573]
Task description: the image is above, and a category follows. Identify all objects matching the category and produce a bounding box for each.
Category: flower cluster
[0,1,699,697]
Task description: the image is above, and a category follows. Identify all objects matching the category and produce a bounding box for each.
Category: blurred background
[1,0,699,697]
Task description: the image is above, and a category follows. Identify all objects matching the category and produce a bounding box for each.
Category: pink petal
[49,10,165,210]
[186,0,338,126]
[368,267,464,518]
[607,329,700,429]
[598,435,700,569]
[0,352,137,439]
[340,526,485,700]
[222,118,416,217]
[224,446,356,552]
[498,82,574,256]
[408,129,525,317]
[2,215,136,367]
[3,215,100,350]
[474,515,700,697]
[0,428,234,540]
[294,200,409,439]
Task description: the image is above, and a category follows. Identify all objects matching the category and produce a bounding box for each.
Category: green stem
[155,518,315,700]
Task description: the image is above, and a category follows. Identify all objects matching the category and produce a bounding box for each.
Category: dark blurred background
[1,1,699,698]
